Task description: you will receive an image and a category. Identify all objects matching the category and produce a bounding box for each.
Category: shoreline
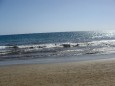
[1,58,115,86]
[1,53,115,66]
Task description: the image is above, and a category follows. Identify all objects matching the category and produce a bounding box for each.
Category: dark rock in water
[38,46,43,48]
[7,45,19,49]
[86,52,94,54]
[7,45,20,55]
[62,44,71,48]
[74,44,79,47]
[86,51,98,55]
[38,46,46,48]
[12,45,19,49]
[29,47,34,49]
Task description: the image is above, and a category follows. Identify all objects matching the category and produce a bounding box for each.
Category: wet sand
[0,59,115,86]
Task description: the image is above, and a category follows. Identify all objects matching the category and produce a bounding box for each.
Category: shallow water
[0,54,115,66]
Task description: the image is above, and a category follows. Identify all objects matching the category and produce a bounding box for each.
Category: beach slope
[0,59,115,86]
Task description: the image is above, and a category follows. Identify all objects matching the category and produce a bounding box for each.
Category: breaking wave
[1,40,115,60]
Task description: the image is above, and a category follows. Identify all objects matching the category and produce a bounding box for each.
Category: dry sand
[1,59,115,86]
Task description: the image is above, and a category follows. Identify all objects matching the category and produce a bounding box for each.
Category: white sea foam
[1,40,115,56]
[0,46,7,50]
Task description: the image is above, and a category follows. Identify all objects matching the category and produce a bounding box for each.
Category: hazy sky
[0,0,115,35]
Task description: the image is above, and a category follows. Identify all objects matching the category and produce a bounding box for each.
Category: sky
[0,0,115,35]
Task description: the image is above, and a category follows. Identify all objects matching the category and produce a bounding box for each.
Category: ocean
[0,31,115,61]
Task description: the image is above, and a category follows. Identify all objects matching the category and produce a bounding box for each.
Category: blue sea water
[0,31,115,61]
[0,31,115,46]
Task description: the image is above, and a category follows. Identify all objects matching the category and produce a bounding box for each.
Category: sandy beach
[0,59,115,86]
